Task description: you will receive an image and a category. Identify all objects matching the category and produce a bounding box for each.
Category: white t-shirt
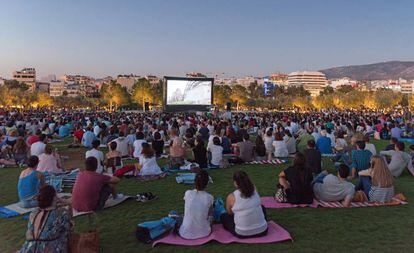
[232,190,267,236]
[179,190,214,239]
[30,141,46,157]
[264,135,274,152]
[139,156,162,176]
[85,148,105,173]
[114,137,129,157]
[273,140,288,157]
[93,125,101,137]
[133,139,147,158]
[365,143,377,156]
[209,144,223,166]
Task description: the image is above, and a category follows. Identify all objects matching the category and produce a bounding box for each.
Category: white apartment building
[145,75,160,86]
[12,68,36,92]
[328,77,358,89]
[288,71,327,96]
[49,80,65,97]
[399,78,413,94]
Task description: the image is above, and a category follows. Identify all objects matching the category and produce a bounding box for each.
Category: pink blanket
[153,221,292,247]
[261,197,319,208]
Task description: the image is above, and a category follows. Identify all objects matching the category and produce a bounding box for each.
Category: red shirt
[74,129,84,142]
[72,171,111,212]
[27,135,40,146]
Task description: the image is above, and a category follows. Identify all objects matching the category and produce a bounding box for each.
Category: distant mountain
[320,61,414,80]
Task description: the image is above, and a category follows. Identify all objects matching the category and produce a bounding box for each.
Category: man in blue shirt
[316,130,332,154]
[351,141,372,178]
[82,126,96,148]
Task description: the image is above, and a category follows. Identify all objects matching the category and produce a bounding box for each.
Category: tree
[320,86,334,96]
[100,80,130,110]
[336,85,354,94]
[4,80,29,91]
[286,86,310,97]
[230,85,248,110]
[132,78,154,110]
[213,85,232,107]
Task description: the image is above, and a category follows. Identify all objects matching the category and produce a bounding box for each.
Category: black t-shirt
[152,140,164,156]
[303,148,322,174]
[193,144,208,168]
[284,166,314,204]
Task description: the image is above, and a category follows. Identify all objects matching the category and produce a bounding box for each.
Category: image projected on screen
[167,80,212,105]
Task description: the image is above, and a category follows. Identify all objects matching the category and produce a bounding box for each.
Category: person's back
[82,130,95,148]
[86,140,105,173]
[139,155,162,176]
[313,174,355,203]
[37,153,61,173]
[232,189,267,236]
[18,156,43,208]
[284,166,313,204]
[316,136,332,154]
[179,189,213,239]
[303,148,321,174]
[114,136,129,157]
[238,134,254,162]
[30,140,46,156]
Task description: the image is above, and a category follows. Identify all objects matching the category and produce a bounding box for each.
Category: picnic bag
[275,184,287,203]
[213,197,226,222]
[136,217,176,243]
[69,214,99,253]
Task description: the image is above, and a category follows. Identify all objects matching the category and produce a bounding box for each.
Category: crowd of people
[1,108,414,251]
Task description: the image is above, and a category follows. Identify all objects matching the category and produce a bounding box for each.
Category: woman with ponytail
[278,152,314,204]
[221,171,268,238]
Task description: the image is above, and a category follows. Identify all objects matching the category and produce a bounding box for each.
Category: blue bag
[213,197,226,222]
[136,217,176,243]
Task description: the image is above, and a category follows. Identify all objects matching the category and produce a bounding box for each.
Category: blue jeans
[356,176,372,199]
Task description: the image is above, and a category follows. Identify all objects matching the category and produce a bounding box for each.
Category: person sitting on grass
[37,144,63,174]
[278,153,314,204]
[81,126,96,148]
[364,135,377,155]
[313,164,355,207]
[151,131,164,158]
[380,141,414,177]
[133,131,147,159]
[18,185,71,253]
[71,157,121,212]
[350,141,372,178]
[273,132,288,158]
[86,140,105,174]
[221,171,268,238]
[192,136,208,169]
[303,140,322,175]
[18,156,45,208]
[384,137,398,151]
[169,137,187,169]
[13,137,29,166]
[254,135,267,161]
[358,155,395,203]
[207,136,223,168]
[316,130,332,154]
[105,141,123,174]
[178,170,213,240]
[235,133,254,163]
[137,143,162,176]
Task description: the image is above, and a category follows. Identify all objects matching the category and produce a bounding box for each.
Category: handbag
[274,184,287,203]
[136,217,176,243]
[69,214,99,253]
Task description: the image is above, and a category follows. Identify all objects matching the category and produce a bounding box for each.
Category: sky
[1,0,414,79]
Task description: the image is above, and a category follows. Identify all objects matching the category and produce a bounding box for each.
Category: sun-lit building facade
[288,71,327,96]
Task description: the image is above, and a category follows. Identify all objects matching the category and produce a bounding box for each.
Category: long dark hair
[233,171,255,198]
[37,185,56,209]
[292,152,307,183]
[195,170,209,191]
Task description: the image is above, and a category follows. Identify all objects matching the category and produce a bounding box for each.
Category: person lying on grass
[221,171,268,238]
[177,170,214,240]
[71,156,121,212]
[312,164,355,207]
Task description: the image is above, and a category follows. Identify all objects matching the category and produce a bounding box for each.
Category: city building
[328,77,358,89]
[116,74,141,92]
[268,74,288,86]
[49,80,65,97]
[186,72,207,78]
[145,75,160,86]
[236,76,256,87]
[12,68,36,92]
[35,82,50,93]
[0,77,4,86]
[61,74,94,84]
[288,71,327,96]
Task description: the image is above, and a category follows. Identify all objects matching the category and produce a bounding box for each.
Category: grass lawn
[1,139,414,252]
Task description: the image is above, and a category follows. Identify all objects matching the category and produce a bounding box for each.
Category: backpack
[136,217,176,243]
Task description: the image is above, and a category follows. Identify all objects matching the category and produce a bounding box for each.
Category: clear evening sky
[1,0,413,78]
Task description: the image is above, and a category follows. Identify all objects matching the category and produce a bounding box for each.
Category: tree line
[0,79,412,111]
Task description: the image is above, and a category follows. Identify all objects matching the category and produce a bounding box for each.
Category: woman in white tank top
[220,171,268,238]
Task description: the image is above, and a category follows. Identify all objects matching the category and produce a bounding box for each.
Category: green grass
[1,139,414,253]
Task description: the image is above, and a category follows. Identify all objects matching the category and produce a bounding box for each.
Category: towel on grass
[153,221,292,247]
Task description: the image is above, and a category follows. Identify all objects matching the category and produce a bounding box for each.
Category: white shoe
[112,193,124,199]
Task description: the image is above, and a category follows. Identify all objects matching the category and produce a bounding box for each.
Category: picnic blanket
[261,197,319,208]
[176,173,213,184]
[0,193,72,218]
[136,173,167,182]
[261,197,408,209]
[153,221,292,247]
[0,194,131,218]
[244,159,286,165]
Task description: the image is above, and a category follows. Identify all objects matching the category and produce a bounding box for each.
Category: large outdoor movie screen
[166,79,212,105]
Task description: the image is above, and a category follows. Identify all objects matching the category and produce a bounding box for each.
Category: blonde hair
[371,155,394,188]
